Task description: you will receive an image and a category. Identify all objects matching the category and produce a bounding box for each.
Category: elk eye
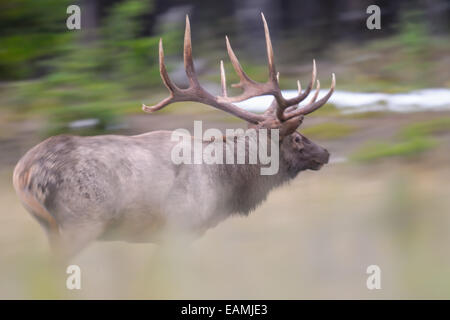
[295,136,301,143]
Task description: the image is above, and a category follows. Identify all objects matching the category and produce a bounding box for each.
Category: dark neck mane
[202,132,293,216]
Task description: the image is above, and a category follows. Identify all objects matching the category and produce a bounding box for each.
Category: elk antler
[219,13,335,121]
[142,14,335,124]
[142,16,265,124]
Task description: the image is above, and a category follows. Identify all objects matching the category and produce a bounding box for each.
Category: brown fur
[13,164,59,246]
[12,128,329,258]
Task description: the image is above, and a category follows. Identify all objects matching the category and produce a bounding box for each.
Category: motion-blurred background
[0,0,450,299]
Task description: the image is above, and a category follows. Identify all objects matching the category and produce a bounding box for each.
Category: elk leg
[54,221,106,261]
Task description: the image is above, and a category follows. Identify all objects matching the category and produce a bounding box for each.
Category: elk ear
[279,115,303,139]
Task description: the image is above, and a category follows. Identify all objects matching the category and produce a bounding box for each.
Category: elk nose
[321,149,330,164]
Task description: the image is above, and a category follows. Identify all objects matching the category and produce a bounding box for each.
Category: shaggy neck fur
[202,130,298,216]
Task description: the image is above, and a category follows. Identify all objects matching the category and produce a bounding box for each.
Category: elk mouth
[309,160,324,170]
[309,151,329,170]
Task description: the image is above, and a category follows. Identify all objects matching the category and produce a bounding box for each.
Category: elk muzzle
[310,148,330,170]
[302,136,330,170]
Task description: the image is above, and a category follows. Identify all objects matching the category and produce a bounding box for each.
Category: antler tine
[225,36,256,88]
[184,15,200,87]
[261,12,277,82]
[220,60,228,97]
[144,15,266,124]
[142,38,179,112]
[221,15,324,121]
[262,71,281,116]
[220,14,279,104]
[158,38,178,93]
[282,59,316,107]
[285,73,335,118]
[309,80,320,104]
[286,80,302,112]
[274,60,318,119]
[281,80,303,114]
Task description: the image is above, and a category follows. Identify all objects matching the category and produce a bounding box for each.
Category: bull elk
[13,14,335,259]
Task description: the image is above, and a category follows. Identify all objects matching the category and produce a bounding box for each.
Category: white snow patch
[235,88,450,114]
[68,118,100,129]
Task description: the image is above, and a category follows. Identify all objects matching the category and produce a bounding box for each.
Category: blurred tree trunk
[232,0,281,60]
[81,0,98,44]
[423,0,450,34]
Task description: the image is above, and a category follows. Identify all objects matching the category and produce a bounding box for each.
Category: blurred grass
[351,137,437,162]
[306,104,340,117]
[400,117,450,139]
[342,111,389,119]
[300,122,358,140]
[351,117,450,162]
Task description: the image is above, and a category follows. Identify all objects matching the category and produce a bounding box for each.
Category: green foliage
[332,8,450,93]
[397,10,429,56]
[306,104,340,117]
[100,0,162,88]
[4,0,181,136]
[351,137,436,162]
[0,0,72,79]
[46,102,120,137]
[380,10,431,89]
[351,117,450,162]
[342,111,388,119]
[300,122,357,140]
[400,118,450,139]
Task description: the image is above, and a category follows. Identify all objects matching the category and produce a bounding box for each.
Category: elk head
[142,13,335,176]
